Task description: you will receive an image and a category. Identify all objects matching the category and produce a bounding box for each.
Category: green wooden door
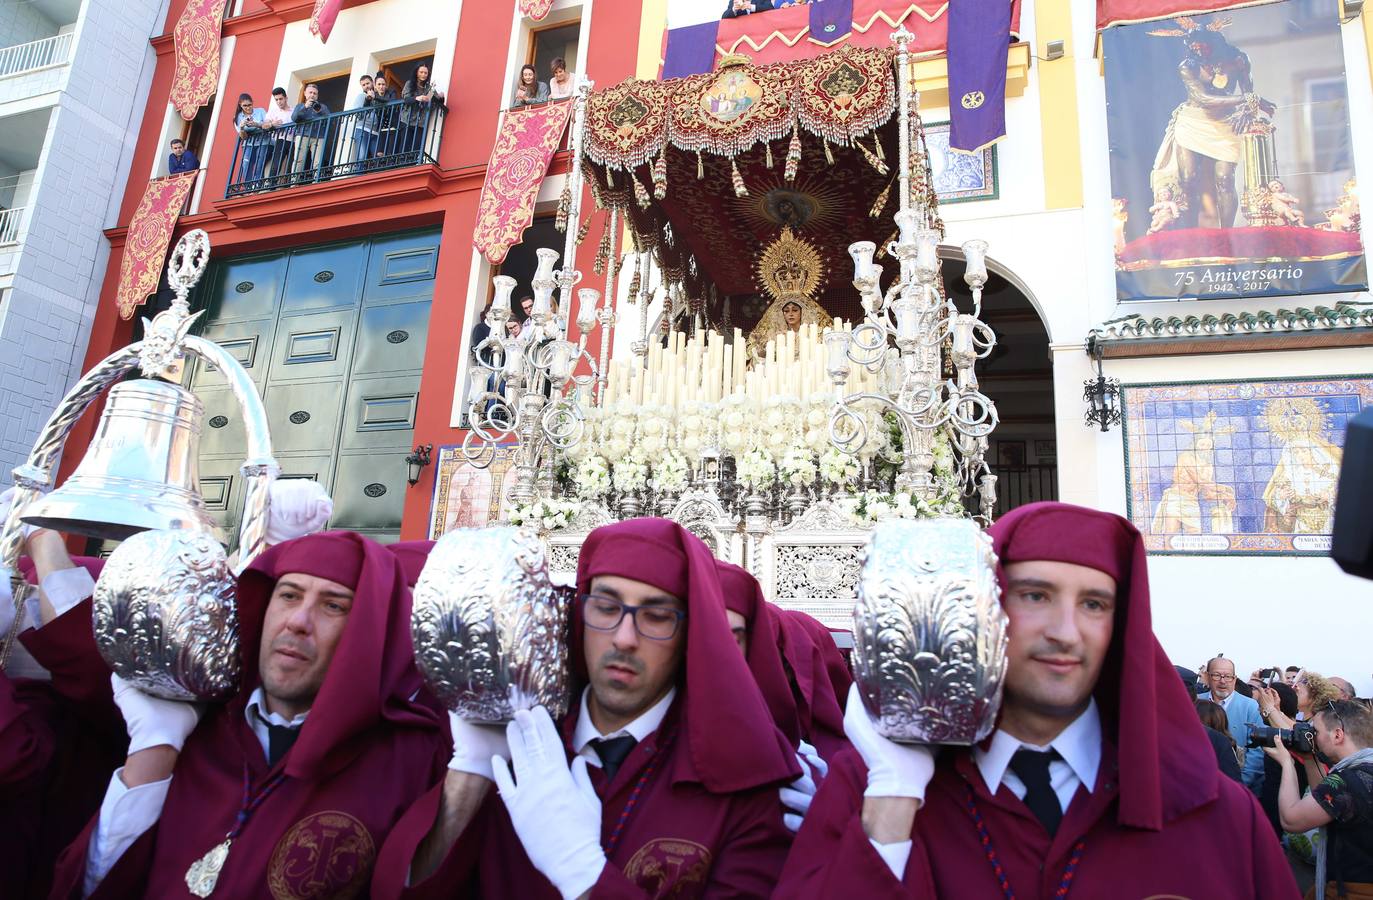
[187,228,439,545]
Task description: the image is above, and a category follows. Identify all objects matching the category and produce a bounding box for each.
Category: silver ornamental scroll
[852,518,1008,744]
[93,529,241,701]
[411,526,570,723]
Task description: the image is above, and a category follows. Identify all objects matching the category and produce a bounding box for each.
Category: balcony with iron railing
[0,205,27,246]
[0,32,75,103]
[223,101,445,198]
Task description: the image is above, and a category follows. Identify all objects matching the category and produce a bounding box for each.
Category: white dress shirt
[571,685,676,769]
[869,700,1103,882]
[84,689,307,895]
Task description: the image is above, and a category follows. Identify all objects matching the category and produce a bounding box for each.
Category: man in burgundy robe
[2,540,120,900]
[775,609,850,764]
[372,517,801,899]
[49,531,444,898]
[776,502,1300,899]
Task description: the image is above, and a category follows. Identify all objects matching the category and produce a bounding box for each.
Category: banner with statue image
[1103,0,1365,301]
[1123,376,1373,555]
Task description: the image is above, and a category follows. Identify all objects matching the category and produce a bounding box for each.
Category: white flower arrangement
[778,445,817,486]
[736,447,776,491]
[508,497,581,532]
[572,454,611,500]
[818,446,860,486]
[653,449,690,494]
[845,488,967,525]
[612,450,649,492]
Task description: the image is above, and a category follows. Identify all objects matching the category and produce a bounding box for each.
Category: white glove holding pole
[264,479,333,545]
[780,739,827,832]
[112,674,204,753]
[843,683,936,800]
[493,707,605,900]
[447,710,510,780]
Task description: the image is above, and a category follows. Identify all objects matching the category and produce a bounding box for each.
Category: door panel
[330,452,408,533]
[269,308,356,383]
[204,253,288,323]
[281,242,368,314]
[364,234,440,305]
[340,374,420,452]
[263,381,345,455]
[353,300,430,375]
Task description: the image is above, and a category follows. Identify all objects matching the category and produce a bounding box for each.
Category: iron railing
[224,101,445,198]
[0,206,26,246]
[990,463,1059,517]
[0,32,74,79]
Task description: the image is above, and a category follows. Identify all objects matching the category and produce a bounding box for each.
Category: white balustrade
[0,207,27,246]
[0,31,74,80]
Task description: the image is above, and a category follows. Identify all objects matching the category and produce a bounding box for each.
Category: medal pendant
[185,838,232,898]
[1213,72,1229,89]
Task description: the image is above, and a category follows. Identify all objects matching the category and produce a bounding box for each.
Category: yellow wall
[635,0,668,80]
[1035,0,1083,209]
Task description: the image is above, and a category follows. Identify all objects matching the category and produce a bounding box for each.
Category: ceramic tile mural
[1123,377,1372,555]
[428,444,518,539]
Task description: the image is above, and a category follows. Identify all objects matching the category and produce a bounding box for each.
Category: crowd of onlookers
[168,63,446,191]
[1179,658,1372,894]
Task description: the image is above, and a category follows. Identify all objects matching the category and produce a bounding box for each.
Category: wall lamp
[1082,337,1123,432]
[405,444,433,486]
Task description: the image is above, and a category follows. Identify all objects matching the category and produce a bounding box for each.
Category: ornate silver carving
[851,518,1008,745]
[411,526,570,723]
[92,529,241,701]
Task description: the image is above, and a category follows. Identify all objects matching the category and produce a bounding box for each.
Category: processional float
[0,229,277,700]
[429,28,1009,741]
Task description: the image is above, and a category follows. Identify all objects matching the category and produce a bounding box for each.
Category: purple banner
[663,21,720,80]
[810,0,853,44]
[948,0,1010,152]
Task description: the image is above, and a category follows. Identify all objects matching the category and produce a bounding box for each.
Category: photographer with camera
[1266,700,1373,898]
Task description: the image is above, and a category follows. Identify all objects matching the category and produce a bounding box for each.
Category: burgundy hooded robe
[774,608,850,763]
[3,555,125,899]
[775,502,1300,900]
[372,518,801,900]
[49,532,445,899]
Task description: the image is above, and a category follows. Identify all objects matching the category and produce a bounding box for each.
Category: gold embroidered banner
[169,0,229,121]
[117,173,199,320]
[309,0,343,42]
[519,0,556,20]
[474,101,574,265]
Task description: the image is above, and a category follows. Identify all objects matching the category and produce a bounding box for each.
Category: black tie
[266,723,301,767]
[591,735,638,781]
[1009,748,1063,836]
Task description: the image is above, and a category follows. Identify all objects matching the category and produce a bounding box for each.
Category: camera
[1246,721,1317,753]
[1259,667,1279,680]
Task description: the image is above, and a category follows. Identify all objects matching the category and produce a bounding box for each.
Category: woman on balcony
[511,64,549,107]
[401,63,446,159]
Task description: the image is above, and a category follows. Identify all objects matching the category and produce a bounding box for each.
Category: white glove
[843,683,936,799]
[112,674,204,754]
[265,479,333,545]
[448,710,511,780]
[493,707,605,900]
[0,566,17,638]
[0,487,39,541]
[780,740,827,833]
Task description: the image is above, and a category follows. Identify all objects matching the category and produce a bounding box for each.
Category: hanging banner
[309,0,343,43]
[519,0,556,21]
[169,0,229,121]
[473,101,574,265]
[1104,0,1365,301]
[116,172,200,320]
[1098,0,1283,30]
[947,0,1011,152]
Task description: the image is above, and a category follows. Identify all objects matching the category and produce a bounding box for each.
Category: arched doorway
[940,252,1058,516]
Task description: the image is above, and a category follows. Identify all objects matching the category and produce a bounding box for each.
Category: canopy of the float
[574,45,934,332]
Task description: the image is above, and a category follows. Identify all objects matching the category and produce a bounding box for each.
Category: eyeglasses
[1208,673,1236,682]
[581,594,686,641]
[1326,700,1346,734]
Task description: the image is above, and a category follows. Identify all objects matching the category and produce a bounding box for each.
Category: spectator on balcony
[400,64,445,158]
[291,84,332,180]
[723,0,774,17]
[349,74,385,171]
[233,93,269,188]
[511,64,549,107]
[262,87,294,178]
[372,71,399,158]
[167,139,198,175]
[548,58,574,100]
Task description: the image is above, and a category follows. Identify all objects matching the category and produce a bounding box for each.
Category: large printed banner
[1104,0,1365,301]
[473,100,573,265]
[169,0,229,120]
[116,172,199,320]
[1124,376,1372,555]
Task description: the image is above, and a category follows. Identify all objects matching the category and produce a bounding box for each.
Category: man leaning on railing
[348,74,387,173]
[262,87,294,180]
